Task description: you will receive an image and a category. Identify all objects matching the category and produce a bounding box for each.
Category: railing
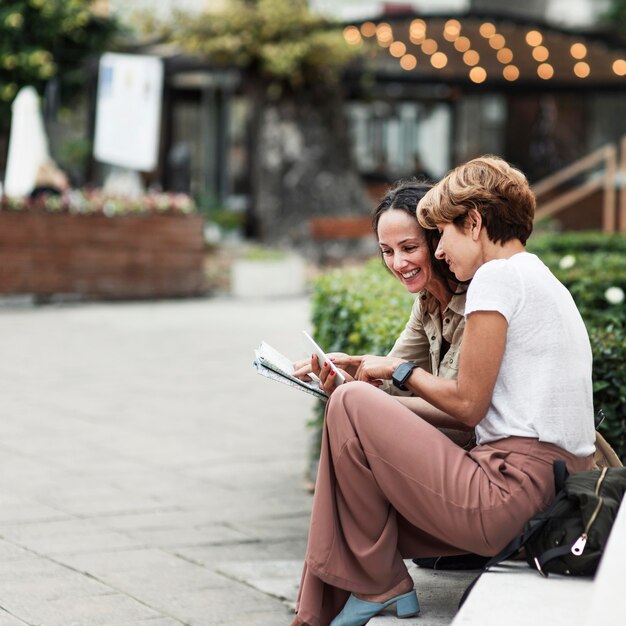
[617,135,626,232]
[532,134,626,233]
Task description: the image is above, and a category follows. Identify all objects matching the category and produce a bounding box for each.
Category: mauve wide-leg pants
[294,382,593,626]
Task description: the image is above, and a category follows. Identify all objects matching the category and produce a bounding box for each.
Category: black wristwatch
[391,361,420,391]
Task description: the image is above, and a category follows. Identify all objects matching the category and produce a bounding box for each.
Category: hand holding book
[293,352,361,381]
[253,332,351,399]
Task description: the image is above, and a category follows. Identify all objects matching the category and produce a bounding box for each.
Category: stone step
[453,498,626,625]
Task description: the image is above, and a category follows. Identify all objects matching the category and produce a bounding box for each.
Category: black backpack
[460,461,626,606]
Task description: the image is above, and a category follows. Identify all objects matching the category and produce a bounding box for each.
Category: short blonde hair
[417,156,535,245]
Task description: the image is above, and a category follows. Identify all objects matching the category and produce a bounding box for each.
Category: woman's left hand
[312,355,354,397]
[355,355,404,386]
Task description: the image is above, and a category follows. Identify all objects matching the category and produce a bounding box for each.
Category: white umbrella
[4,86,51,198]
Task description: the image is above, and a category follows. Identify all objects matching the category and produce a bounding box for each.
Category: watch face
[393,362,417,389]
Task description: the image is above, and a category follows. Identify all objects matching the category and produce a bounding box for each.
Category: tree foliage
[603,0,626,36]
[169,0,361,89]
[0,0,119,130]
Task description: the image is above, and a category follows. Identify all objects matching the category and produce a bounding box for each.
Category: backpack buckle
[533,557,548,577]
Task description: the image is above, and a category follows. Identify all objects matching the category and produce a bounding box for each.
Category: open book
[253,341,328,400]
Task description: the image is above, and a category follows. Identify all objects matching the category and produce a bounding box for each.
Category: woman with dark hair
[294,179,473,446]
[291,158,595,626]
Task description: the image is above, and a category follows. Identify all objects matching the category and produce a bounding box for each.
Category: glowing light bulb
[431,52,448,69]
[454,36,471,52]
[574,62,590,78]
[497,48,513,64]
[463,50,480,66]
[489,34,506,50]
[421,38,438,55]
[537,63,554,79]
[400,54,417,70]
[479,23,496,38]
[343,26,362,46]
[503,65,519,81]
[613,59,626,76]
[469,66,487,83]
[444,19,461,41]
[410,19,426,41]
[376,23,393,44]
[389,41,406,58]
[526,30,543,47]
[360,22,376,38]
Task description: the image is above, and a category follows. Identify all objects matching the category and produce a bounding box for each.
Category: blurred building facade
[310,0,608,28]
[97,0,625,225]
[96,0,227,20]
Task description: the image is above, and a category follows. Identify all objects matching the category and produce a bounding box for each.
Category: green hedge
[312,260,414,357]
[312,232,626,461]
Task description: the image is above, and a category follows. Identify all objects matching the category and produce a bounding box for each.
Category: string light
[444,19,461,41]
[376,22,393,47]
[360,22,377,38]
[410,19,426,42]
[343,26,362,46]
[532,46,550,62]
[454,36,471,52]
[479,23,496,38]
[389,41,406,57]
[469,66,487,83]
[503,65,520,81]
[613,59,626,76]
[352,16,625,85]
[537,63,554,79]
[574,61,590,78]
[421,38,438,55]
[526,30,543,47]
[463,50,480,66]
[489,34,506,50]
[431,52,448,69]
[400,54,417,70]
[497,48,514,64]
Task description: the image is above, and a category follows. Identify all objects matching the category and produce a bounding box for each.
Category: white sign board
[94,53,164,171]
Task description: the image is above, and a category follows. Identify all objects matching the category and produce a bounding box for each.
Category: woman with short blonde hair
[292,156,595,626]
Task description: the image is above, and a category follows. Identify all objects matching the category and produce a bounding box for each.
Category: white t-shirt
[465,252,595,457]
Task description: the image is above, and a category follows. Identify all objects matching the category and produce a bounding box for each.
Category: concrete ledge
[454,498,626,625]
[452,561,594,625]
[584,495,626,622]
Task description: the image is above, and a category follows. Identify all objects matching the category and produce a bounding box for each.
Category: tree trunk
[246,81,370,247]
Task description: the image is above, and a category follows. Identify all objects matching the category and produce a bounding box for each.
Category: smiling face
[377,209,434,293]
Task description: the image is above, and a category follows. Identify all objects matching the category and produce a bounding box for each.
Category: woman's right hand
[293,352,361,380]
[312,355,353,397]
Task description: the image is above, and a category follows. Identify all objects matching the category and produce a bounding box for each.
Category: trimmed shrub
[311,232,626,462]
[312,259,414,357]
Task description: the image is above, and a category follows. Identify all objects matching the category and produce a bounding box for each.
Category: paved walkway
[0,295,470,626]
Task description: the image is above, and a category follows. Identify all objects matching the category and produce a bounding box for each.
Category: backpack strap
[458,460,570,608]
[533,544,576,572]
[595,408,606,430]
[553,459,569,493]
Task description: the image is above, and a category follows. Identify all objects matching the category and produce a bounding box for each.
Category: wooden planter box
[0,211,206,299]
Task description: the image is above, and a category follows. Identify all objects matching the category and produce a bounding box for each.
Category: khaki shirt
[384,290,466,395]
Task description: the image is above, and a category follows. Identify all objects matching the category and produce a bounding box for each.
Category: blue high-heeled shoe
[330,589,420,625]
